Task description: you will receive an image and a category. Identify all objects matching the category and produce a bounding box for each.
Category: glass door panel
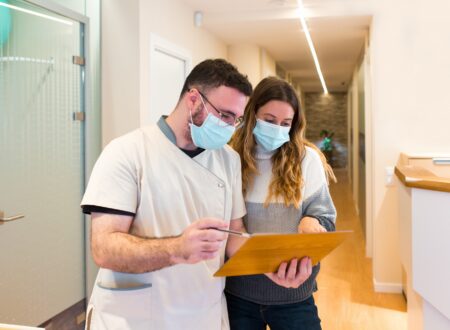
[0,0,85,325]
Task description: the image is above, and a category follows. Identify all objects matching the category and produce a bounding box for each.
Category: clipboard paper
[214,230,352,277]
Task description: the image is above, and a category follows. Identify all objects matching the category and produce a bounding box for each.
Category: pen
[211,227,251,238]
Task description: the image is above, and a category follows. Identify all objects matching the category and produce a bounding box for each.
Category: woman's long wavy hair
[230,77,336,208]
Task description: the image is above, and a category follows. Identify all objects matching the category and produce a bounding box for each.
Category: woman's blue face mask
[189,95,235,150]
[253,119,290,151]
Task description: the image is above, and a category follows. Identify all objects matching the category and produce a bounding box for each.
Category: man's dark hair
[180,59,252,99]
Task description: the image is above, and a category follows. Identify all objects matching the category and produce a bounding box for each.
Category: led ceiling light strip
[0,2,73,26]
[297,0,328,94]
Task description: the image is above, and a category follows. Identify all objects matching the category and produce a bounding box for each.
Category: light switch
[385,166,395,186]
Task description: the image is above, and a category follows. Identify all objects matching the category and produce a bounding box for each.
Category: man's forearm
[92,232,182,273]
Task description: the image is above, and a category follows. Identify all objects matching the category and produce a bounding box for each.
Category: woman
[225,77,336,330]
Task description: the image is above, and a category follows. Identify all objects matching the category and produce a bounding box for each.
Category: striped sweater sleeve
[300,147,337,232]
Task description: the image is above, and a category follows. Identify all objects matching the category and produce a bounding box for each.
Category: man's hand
[265,257,312,288]
[172,218,228,264]
[298,216,326,233]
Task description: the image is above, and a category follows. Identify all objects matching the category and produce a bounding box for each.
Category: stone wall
[304,93,348,168]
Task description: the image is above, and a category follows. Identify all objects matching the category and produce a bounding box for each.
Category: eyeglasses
[198,91,244,127]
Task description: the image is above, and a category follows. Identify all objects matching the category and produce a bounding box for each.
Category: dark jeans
[226,292,321,330]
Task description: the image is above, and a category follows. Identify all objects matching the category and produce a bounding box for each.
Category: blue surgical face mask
[253,119,290,151]
[189,96,235,150]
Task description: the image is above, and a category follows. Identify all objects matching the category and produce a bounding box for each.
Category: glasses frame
[198,90,244,127]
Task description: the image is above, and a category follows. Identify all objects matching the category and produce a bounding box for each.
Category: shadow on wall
[304,93,348,168]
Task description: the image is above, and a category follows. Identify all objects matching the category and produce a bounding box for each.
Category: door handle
[0,210,25,224]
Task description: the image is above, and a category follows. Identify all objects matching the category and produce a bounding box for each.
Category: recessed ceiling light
[297,0,328,94]
[268,0,288,7]
[0,2,73,26]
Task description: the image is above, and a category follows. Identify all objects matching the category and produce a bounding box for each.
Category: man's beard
[184,104,205,144]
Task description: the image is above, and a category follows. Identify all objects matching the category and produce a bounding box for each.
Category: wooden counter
[395,153,450,193]
[395,153,450,330]
[395,165,450,193]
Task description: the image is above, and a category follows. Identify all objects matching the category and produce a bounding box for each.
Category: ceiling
[180,0,372,92]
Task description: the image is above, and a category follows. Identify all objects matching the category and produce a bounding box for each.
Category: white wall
[369,0,450,288]
[139,0,227,137]
[228,44,277,89]
[351,67,359,210]
[101,0,140,146]
[228,44,261,88]
[101,0,228,145]
[260,49,276,78]
[363,39,374,258]
[292,80,305,110]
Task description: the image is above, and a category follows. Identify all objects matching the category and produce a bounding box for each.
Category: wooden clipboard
[214,230,352,277]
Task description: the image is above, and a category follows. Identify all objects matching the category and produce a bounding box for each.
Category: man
[81,59,252,330]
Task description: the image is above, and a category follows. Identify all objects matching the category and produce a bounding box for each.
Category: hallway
[314,169,407,329]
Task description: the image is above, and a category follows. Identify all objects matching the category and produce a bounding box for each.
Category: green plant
[319,130,334,152]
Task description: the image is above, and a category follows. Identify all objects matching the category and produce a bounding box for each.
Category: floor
[39,299,85,330]
[314,169,407,330]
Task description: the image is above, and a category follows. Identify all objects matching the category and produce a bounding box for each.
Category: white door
[146,34,191,125]
[0,0,86,326]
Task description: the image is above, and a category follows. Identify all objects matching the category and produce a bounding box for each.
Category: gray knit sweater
[225,145,337,305]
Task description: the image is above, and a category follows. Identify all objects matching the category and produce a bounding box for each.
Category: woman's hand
[298,216,326,233]
[265,257,312,288]
[225,218,248,257]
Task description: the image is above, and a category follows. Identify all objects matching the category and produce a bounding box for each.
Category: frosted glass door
[0,0,85,326]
